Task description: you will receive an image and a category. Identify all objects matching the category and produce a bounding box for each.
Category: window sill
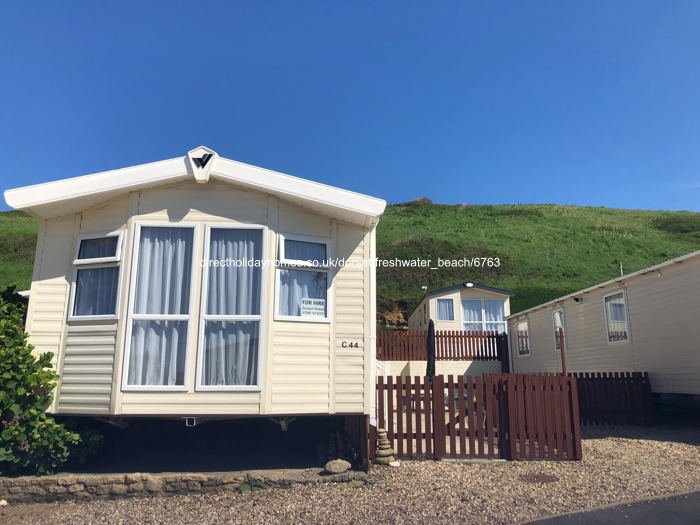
[67,315,119,322]
[121,386,189,392]
[195,386,262,392]
[274,315,331,324]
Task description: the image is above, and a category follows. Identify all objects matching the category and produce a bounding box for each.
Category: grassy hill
[376,201,700,325]
[1,204,699,326]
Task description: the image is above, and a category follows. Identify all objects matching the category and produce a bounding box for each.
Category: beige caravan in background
[4,146,386,422]
[508,250,700,397]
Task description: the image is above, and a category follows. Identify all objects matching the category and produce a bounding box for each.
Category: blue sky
[1,1,699,211]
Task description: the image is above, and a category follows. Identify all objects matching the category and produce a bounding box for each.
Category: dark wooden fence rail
[377,330,506,361]
[572,372,653,426]
[375,373,582,462]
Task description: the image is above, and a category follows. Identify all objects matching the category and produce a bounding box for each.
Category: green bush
[0,286,80,475]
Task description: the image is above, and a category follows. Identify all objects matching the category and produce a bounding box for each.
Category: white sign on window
[300,297,326,317]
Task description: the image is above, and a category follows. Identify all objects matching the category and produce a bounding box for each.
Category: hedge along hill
[0,205,699,328]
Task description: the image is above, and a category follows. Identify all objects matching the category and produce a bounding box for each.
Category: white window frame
[68,230,125,321]
[436,298,455,321]
[603,289,631,345]
[72,231,124,265]
[461,298,508,333]
[274,233,332,324]
[195,224,266,391]
[121,222,199,392]
[278,233,329,267]
[516,320,531,357]
[553,309,566,352]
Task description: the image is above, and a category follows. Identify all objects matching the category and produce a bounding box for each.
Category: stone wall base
[0,470,366,504]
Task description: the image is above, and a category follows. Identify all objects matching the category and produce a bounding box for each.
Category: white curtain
[203,229,262,386]
[284,239,326,265]
[203,321,259,386]
[129,320,187,385]
[278,269,327,317]
[484,300,506,333]
[436,299,454,321]
[207,229,261,316]
[74,267,118,316]
[462,299,482,331]
[127,227,193,386]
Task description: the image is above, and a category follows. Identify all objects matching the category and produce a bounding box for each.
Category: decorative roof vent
[187,146,218,183]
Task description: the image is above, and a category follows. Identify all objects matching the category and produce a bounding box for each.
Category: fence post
[502,375,517,460]
[431,375,446,460]
[498,333,510,372]
[568,375,583,460]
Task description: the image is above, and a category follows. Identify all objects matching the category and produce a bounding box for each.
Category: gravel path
[2,425,699,525]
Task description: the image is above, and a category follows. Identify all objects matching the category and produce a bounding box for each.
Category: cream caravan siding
[25,215,77,371]
[332,224,369,414]
[48,196,131,414]
[509,256,700,395]
[626,256,700,394]
[28,180,373,416]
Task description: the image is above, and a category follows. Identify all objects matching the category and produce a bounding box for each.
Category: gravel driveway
[2,425,699,525]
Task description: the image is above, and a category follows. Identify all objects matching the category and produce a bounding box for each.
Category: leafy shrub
[0,286,81,475]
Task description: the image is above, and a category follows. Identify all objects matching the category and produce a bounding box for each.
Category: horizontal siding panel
[58,394,111,405]
[334,404,364,413]
[60,384,112,394]
[56,327,116,415]
[272,385,329,395]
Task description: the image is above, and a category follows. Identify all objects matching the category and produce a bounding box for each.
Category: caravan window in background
[462,299,506,333]
[604,291,630,343]
[516,321,530,356]
[553,310,566,352]
[436,298,454,321]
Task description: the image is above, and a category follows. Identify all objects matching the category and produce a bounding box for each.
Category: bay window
[124,226,195,388]
[198,227,263,388]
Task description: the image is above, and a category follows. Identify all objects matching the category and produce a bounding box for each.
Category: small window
[436,298,454,321]
[280,236,327,267]
[553,310,565,352]
[276,235,330,321]
[604,291,630,343]
[70,233,124,319]
[74,234,122,264]
[516,321,530,356]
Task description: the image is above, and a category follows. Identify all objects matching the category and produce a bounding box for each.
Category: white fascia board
[211,157,386,219]
[4,152,386,222]
[3,157,190,217]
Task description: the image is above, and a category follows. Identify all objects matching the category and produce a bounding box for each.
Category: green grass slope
[0,211,37,291]
[377,202,700,323]
[1,205,699,324]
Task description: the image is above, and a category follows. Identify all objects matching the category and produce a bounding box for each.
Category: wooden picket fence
[376,330,506,361]
[573,372,653,426]
[375,373,582,462]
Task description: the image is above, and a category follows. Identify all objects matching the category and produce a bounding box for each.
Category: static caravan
[4,147,386,427]
[507,250,700,397]
[398,281,513,376]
